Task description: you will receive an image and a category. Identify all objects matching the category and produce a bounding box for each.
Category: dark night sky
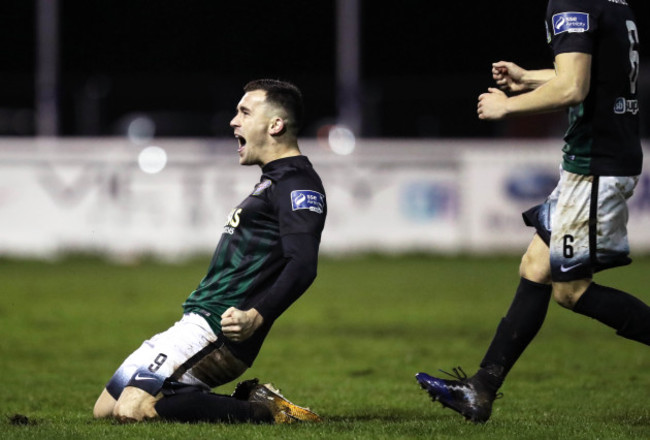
[2,1,649,137]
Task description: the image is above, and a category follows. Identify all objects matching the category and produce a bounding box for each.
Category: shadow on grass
[324,409,450,423]
[610,412,650,427]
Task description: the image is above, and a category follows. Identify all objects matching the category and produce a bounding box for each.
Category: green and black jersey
[546,0,642,176]
[183,155,326,365]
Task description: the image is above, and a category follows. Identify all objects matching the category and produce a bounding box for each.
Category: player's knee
[93,402,113,419]
[519,252,551,284]
[93,388,117,419]
[552,288,575,309]
[552,280,590,309]
[112,386,160,423]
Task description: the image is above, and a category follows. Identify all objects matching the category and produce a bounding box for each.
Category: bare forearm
[481,53,591,120]
[505,69,587,116]
[519,69,556,90]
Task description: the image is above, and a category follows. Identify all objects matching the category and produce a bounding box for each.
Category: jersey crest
[252,179,272,196]
[291,190,325,214]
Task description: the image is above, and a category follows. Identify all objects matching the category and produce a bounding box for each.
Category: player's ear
[269,117,286,136]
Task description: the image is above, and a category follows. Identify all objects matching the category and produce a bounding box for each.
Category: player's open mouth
[235,135,246,152]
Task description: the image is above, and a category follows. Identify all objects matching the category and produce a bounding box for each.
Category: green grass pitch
[2,254,650,439]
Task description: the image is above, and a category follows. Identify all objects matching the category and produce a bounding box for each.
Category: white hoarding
[1,138,649,259]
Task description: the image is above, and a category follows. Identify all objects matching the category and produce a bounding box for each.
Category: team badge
[552,12,589,35]
[252,179,272,196]
[291,190,325,214]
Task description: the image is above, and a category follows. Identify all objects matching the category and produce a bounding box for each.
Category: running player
[93,79,327,424]
[416,0,648,423]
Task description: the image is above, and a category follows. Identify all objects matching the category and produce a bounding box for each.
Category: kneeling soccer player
[93,79,326,424]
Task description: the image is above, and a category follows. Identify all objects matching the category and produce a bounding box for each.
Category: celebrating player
[93,79,327,424]
[416,0,648,423]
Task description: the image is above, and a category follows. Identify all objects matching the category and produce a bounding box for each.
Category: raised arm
[478,53,591,120]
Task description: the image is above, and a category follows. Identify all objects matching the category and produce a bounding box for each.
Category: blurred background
[1,0,650,259]
[5,0,649,139]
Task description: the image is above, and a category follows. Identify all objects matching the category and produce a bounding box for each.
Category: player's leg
[93,335,164,420]
[102,313,299,424]
[151,340,321,424]
[102,330,181,422]
[550,174,650,345]
[478,234,553,378]
[154,388,273,423]
[155,378,322,424]
[470,173,568,386]
[151,337,272,424]
[93,388,117,418]
[416,234,553,423]
[113,386,160,422]
[99,313,245,422]
[571,282,650,344]
[416,172,564,422]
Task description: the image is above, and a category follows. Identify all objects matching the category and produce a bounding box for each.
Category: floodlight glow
[138,146,167,174]
[128,116,155,144]
[328,125,356,155]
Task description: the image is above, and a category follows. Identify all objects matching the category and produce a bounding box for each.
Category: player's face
[230,90,274,166]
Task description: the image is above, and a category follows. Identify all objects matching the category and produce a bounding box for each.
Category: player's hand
[477,87,509,120]
[220,307,264,342]
[492,61,527,93]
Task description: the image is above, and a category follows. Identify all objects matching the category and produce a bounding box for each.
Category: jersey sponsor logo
[552,12,589,35]
[614,97,639,115]
[252,179,272,196]
[291,190,325,214]
[223,208,242,235]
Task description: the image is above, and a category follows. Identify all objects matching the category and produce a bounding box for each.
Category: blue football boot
[415,367,496,423]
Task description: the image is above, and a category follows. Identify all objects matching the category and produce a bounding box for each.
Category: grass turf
[2,254,650,439]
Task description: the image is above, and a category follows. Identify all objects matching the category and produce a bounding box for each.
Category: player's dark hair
[244,79,304,134]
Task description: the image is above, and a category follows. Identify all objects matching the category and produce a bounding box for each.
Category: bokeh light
[328,125,356,155]
[138,145,167,174]
[128,116,156,145]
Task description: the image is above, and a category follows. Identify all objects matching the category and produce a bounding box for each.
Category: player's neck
[260,144,301,167]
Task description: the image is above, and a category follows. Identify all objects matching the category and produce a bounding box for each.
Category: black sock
[573,283,650,345]
[478,277,552,392]
[154,391,274,424]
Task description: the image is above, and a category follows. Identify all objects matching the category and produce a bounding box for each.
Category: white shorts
[523,168,638,282]
[105,313,247,399]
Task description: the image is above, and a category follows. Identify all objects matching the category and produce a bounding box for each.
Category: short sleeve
[547,0,597,56]
[272,173,326,239]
